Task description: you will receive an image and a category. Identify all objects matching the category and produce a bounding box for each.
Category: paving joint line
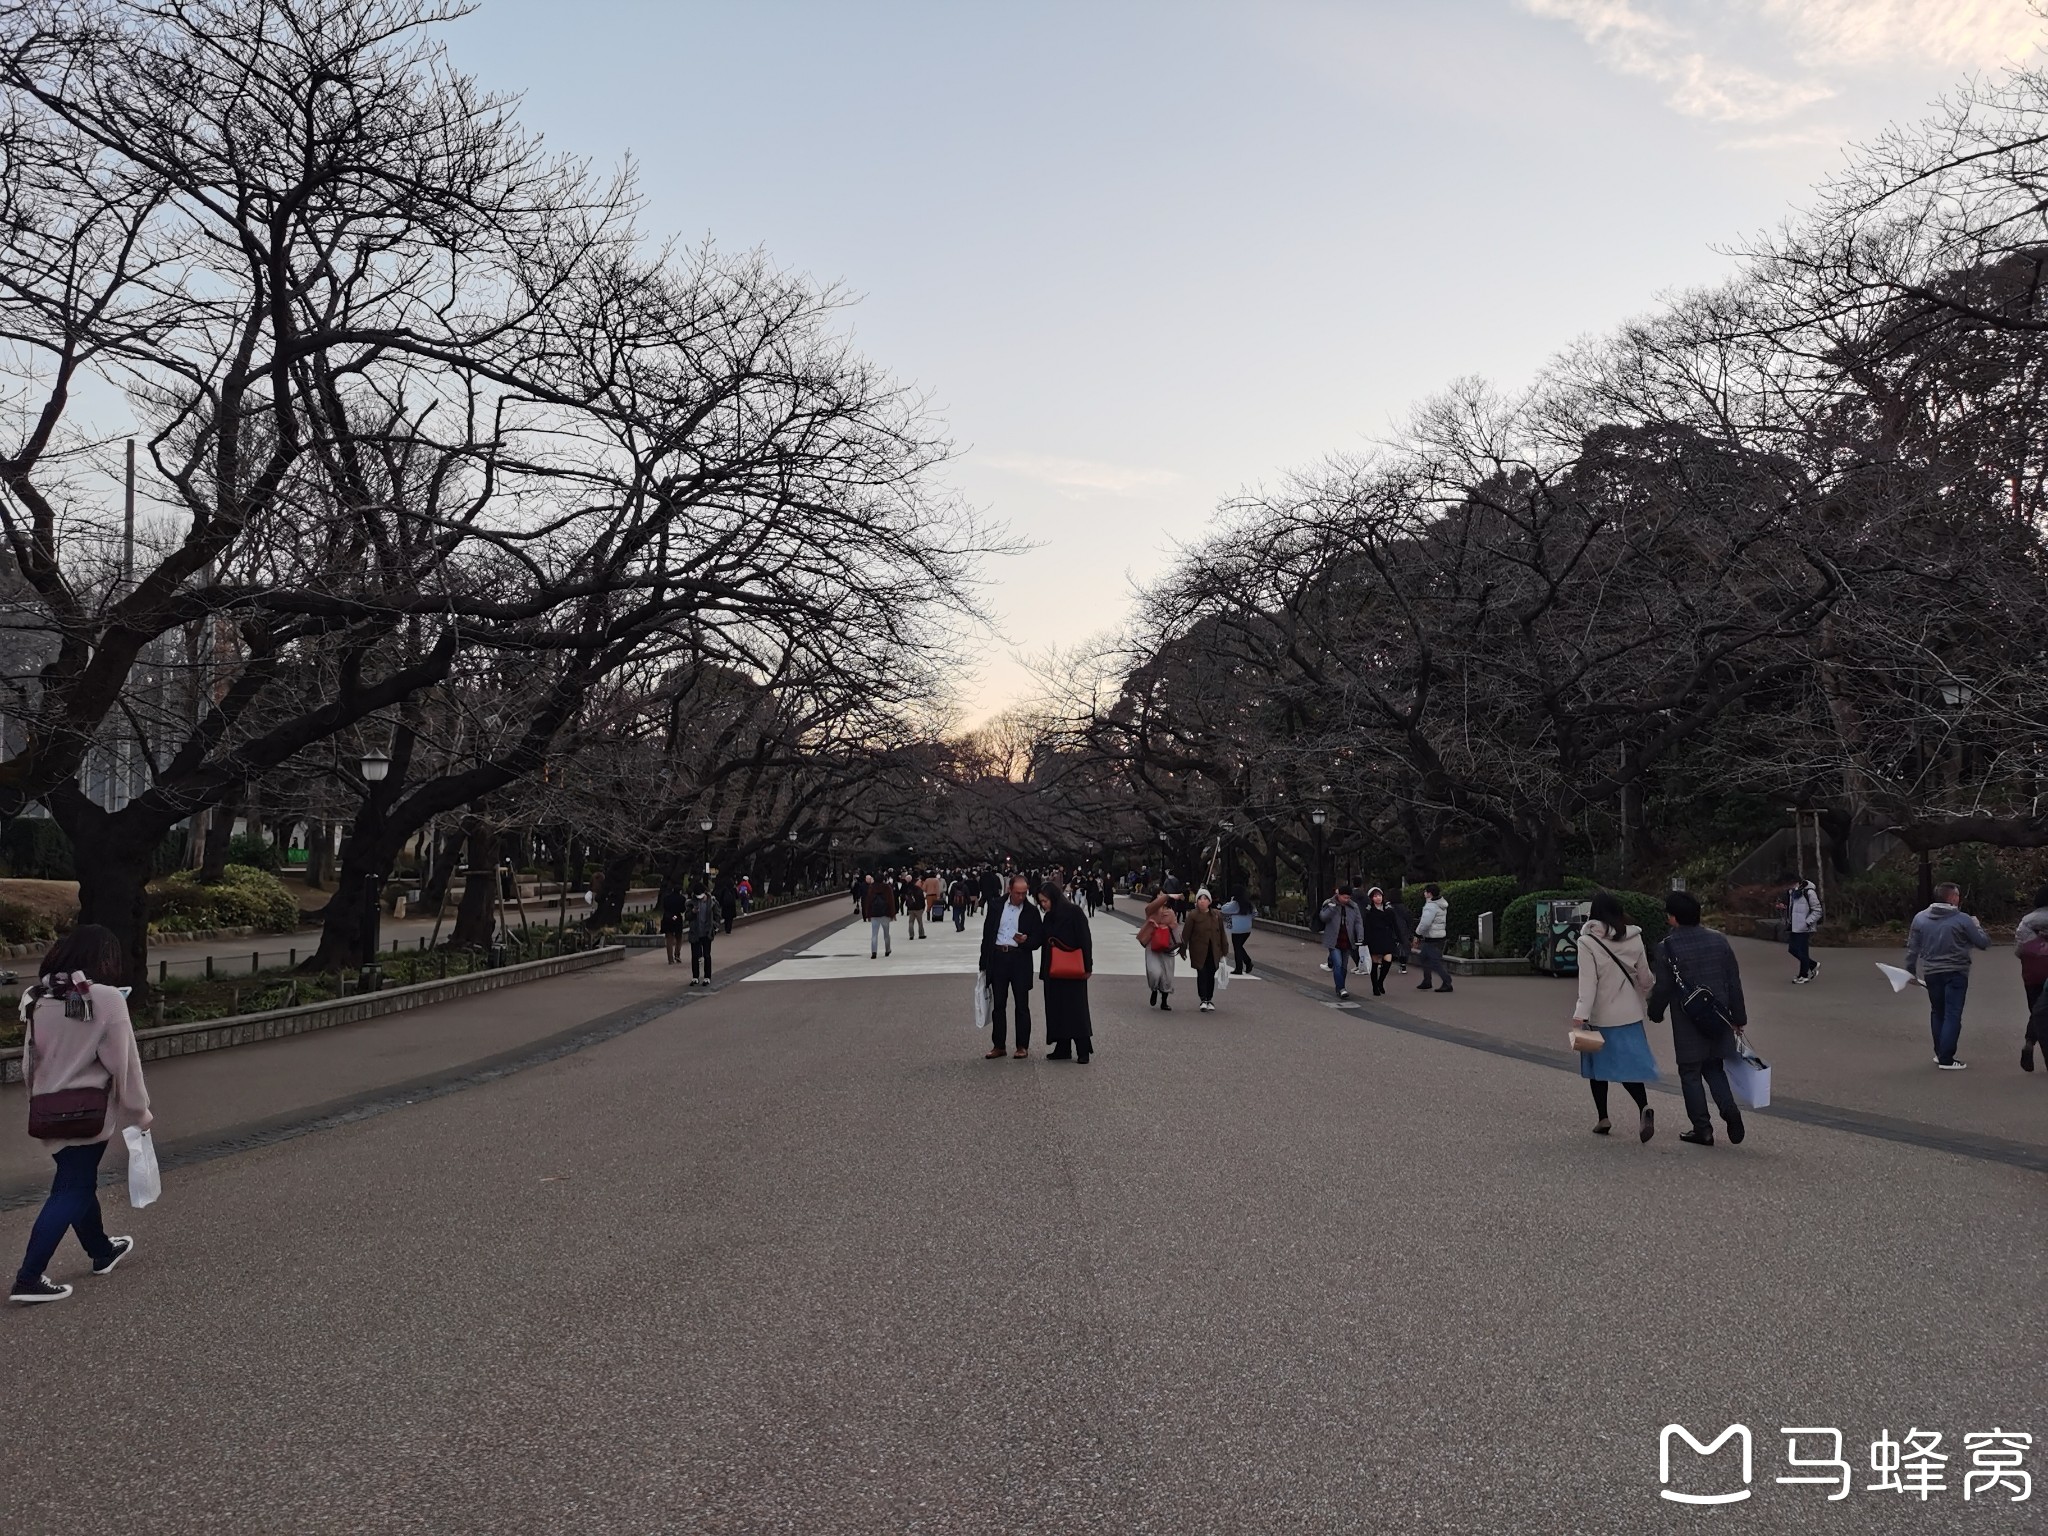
[0,910,857,1212]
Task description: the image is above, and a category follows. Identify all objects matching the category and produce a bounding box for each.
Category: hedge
[147,864,300,934]
[1498,886,1667,958]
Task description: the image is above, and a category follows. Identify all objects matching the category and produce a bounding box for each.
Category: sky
[448,0,2047,724]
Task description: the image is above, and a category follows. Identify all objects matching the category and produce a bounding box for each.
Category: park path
[1,904,2040,1532]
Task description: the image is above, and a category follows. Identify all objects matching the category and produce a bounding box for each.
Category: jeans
[1679,1059,1740,1135]
[869,917,892,956]
[1417,939,1451,989]
[1230,932,1253,974]
[690,937,712,979]
[906,908,925,939]
[15,1140,113,1287]
[1788,930,1813,975]
[1329,946,1350,995]
[1926,969,1968,1063]
[953,903,967,931]
[989,955,1032,1049]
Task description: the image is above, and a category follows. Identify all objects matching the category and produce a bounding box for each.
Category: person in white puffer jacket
[1783,878,1822,985]
[1412,884,1453,994]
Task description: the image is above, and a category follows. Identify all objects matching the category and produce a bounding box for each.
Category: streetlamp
[1311,806,1328,916]
[788,828,800,892]
[700,817,714,882]
[1218,818,1234,892]
[360,748,391,989]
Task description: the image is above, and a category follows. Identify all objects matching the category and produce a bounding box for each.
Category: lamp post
[700,817,714,883]
[1218,818,1233,892]
[1311,806,1328,919]
[360,748,391,989]
[788,828,799,893]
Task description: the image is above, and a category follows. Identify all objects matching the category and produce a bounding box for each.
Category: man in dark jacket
[980,873,1044,1059]
[862,874,897,958]
[1648,890,1746,1147]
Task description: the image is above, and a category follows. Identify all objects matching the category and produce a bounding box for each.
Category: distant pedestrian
[1037,876,1094,1062]
[688,884,719,985]
[981,873,1043,1058]
[1359,887,1402,996]
[1648,891,1747,1147]
[1181,888,1230,1012]
[1388,888,1416,976]
[863,874,897,958]
[1220,887,1256,975]
[736,875,752,913]
[949,871,970,931]
[658,877,687,966]
[1571,891,1657,1142]
[1317,885,1364,1001]
[2017,884,2048,1073]
[1904,882,1990,1070]
[1780,876,1822,984]
[1141,888,1180,1010]
[716,879,738,936]
[850,873,865,915]
[904,876,927,940]
[1413,883,1453,993]
[11,925,151,1305]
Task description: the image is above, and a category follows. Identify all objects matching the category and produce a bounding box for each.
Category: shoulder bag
[1664,946,1736,1038]
[23,1013,109,1141]
[1048,942,1087,980]
[1584,934,1652,1004]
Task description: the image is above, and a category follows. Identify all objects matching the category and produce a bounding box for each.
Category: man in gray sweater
[1904,882,1991,1070]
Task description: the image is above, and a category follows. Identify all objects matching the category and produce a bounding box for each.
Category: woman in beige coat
[1571,892,1659,1143]
[10,925,152,1304]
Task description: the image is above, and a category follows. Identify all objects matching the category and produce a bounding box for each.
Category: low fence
[0,944,625,1086]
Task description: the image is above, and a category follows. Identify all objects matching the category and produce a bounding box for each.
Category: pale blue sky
[447,0,2046,721]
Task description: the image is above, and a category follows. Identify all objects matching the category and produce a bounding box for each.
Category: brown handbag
[24,1016,109,1139]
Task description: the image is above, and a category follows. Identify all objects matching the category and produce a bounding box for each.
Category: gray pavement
[1,909,2042,1533]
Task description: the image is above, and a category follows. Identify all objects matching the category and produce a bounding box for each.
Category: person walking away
[981,874,1044,1058]
[1904,882,1990,1070]
[1389,888,1417,976]
[716,879,738,936]
[863,874,897,958]
[687,884,719,985]
[1782,876,1822,984]
[658,877,687,966]
[1317,885,1364,1000]
[1141,887,1181,1010]
[1180,889,1230,1012]
[1413,883,1453,993]
[2014,884,2048,1072]
[1570,891,1658,1142]
[921,870,943,930]
[903,876,927,941]
[736,875,752,914]
[850,873,865,915]
[949,871,971,932]
[1359,887,1403,996]
[1037,876,1095,1062]
[1220,887,1257,975]
[11,925,151,1305]
[1648,891,1746,1147]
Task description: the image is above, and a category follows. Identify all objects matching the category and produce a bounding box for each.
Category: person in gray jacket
[1317,885,1365,1000]
[1647,890,1746,1147]
[2016,883,2048,1072]
[1904,882,1991,1070]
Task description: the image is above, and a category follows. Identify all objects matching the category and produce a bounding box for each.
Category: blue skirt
[1578,1020,1660,1083]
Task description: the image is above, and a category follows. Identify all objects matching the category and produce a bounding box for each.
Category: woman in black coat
[1037,876,1095,1063]
[1358,886,1404,996]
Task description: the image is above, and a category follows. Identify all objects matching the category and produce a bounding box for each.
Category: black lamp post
[700,817,714,884]
[360,748,391,989]
[1311,806,1328,920]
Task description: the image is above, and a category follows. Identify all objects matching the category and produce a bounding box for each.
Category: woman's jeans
[15,1139,114,1286]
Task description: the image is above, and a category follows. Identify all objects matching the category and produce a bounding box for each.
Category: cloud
[1521,0,2047,127]
[977,452,1185,498]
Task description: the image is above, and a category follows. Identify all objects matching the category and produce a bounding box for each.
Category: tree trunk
[47,787,159,997]
[199,800,235,881]
[304,818,331,890]
[419,826,463,909]
[449,822,500,948]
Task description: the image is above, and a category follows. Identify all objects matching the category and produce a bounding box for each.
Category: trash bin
[1531,897,1589,976]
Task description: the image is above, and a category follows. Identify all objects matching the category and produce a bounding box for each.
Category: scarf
[26,970,94,1022]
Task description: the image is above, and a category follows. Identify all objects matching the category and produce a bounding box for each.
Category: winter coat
[1037,898,1094,980]
[1648,923,1744,1066]
[1573,921,1652,1028]
[1787,883,1822,934]
[1318,898,1364,952]
[1415,897,1449,942]
[20,984,153,1148]
[980,895,1044,976]
[688,894,720,941]
[1181,907,1230,970]
[1358,897,1403,958]
[862,882,897,920]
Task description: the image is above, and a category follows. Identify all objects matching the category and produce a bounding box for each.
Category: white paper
[1875,963,1923,993]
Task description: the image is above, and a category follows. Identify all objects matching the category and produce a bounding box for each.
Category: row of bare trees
[0,0,987,989]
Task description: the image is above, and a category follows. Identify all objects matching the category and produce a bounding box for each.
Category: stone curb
[0,945,625,1085]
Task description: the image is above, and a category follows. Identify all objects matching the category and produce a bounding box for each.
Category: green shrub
[148,864,300,934]
[0,898,55,945]
[0,817,74,880]
[225,832,281,872]
[1499,886,1665,958]
[1404,876,1522,942]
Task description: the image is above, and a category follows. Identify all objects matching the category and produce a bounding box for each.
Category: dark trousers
[989,957,1032,1050]
[1196,962,1217,1002]
[1417,939,1451,988]
[1679,1059,1740,1135]
[1925,970,1968,1063]
[15,1139,113,1286]
[953,903,967,931]
[690,937,712,979]
[1788,930,1813,975]
[1230,932,1253,973]
[2027,980,2045,1046]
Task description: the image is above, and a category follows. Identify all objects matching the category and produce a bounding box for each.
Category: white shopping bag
[1725,1041,1771,1110]
[1875,963,1923,993]
[972,970,991,1033]
[123,1125,160,1209]
[1215,962,1231,994]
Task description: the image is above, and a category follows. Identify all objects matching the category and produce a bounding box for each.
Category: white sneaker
[1937,1060,1969,1071]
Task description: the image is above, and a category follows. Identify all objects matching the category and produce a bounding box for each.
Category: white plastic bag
[972,970,991,1033]
[123,1125,160,1209]
[1875,963,1922,993]
[1215,961,1231,994]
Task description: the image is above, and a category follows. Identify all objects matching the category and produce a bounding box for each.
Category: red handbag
[1147,920,1175,953]
[1048,941,1087,980]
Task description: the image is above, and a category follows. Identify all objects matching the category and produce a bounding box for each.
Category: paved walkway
[1,906,2040,1533]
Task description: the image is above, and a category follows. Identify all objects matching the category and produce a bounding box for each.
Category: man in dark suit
[980,872,1044,1059]
[1648,889,1748,1147]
